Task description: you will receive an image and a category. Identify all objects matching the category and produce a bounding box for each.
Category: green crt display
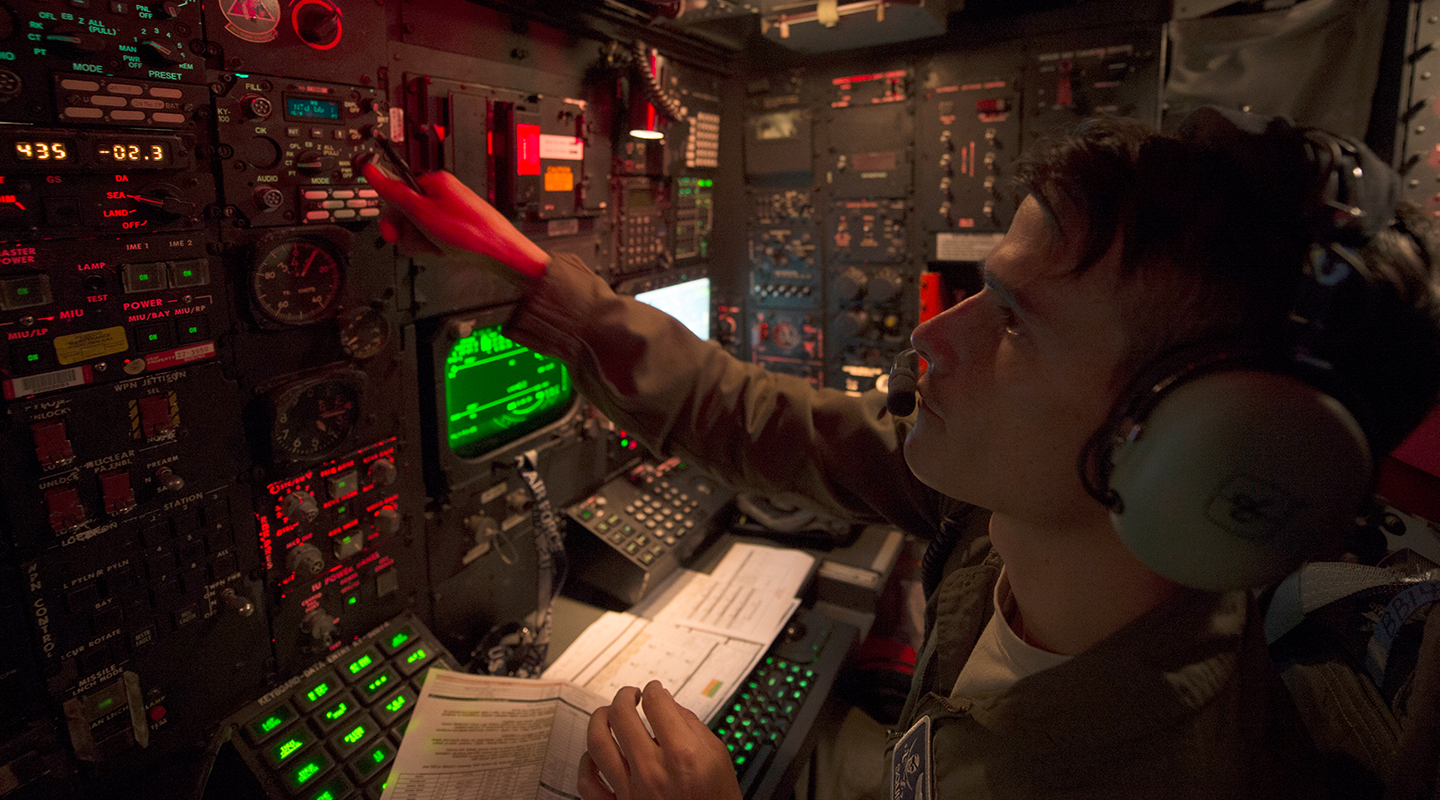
[445,324,574,458]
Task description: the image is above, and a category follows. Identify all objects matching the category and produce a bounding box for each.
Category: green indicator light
[347,654,373,674]
[235,73,250,77]
[138,273,149,281]
[343,725,367,744]
[147,333,159,342]
[315,792,335,800]
[389,631,411,649]
[366,674,390,693]
[371,748,386,764]
[97,697,114,711]
[277,738,303,760]
[16,287,28,296]
[406,648,428,664]
[26,353,39,362]
[324,702,349,721]
[347,595,357,605]
[260,715,284,733]
[296,762,320,784]
[181,269,194,277]
[306,682,330,703]
[187,326,199,334]
[385,695,407,713]
[336,505,346,515]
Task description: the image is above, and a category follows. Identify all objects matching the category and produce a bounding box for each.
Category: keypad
[231,614,458,798]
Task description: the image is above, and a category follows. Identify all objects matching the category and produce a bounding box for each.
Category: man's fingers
[639,681,700,746]
[604,685,659,764]
[577,752,618,800]
[586,705,631,789]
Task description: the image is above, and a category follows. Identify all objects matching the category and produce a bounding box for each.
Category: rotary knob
[833,267,867,302]
[301,608,339,643]
[293,0,343,49]
[281,490,319,523]
[368,458,397,486]
[867,272,903,304]
[373,506,401,536]
[286,542,325,576]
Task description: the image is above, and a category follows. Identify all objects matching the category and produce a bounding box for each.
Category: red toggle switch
[31,420,75,467]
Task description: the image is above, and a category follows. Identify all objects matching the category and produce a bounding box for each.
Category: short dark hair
[1010,112,1440,457]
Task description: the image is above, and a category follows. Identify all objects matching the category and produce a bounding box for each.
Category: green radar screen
[446,324,574,458]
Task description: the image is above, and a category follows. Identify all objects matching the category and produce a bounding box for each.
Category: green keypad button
[329,713,378,759]
[244,701,296,744]
[348,737,396,783]
[312,692,359,733]
[281,748,334,794]
[395,641,435,676]
[371,686,416,727]
[378,624,416,655]
[338,646,382,683]
[303,771,353,800]
[263,724,317,769]
[295,671,341,712]
[357,666,400,703]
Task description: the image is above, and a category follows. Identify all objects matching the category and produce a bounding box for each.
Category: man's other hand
[580,681,744,800]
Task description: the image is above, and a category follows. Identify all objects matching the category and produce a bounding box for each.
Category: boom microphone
[887,349,919,417]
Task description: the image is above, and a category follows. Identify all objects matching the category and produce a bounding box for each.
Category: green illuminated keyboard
[708,608,857,800]
[224,613,460,800]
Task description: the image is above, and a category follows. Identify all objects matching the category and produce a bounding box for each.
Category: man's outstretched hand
[579,681,744,800]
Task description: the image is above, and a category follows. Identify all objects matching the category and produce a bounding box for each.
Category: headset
[890,108,1403,591]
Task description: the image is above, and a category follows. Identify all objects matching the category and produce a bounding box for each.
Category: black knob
[294,0,342,49]
[141,39,185,64]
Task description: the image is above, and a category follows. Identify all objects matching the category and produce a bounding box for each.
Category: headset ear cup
[1108,370,1371,590]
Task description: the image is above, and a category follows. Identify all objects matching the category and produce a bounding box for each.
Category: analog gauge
[251,238,344,325]
[339,306,389,360]
[271,374,363,461]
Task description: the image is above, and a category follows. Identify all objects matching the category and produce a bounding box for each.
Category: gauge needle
[125,193,164,207]
[302,248,318,276]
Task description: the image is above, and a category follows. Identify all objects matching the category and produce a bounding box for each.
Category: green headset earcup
[1109,370,1371,590]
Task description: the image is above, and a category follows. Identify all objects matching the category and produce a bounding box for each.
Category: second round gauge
[251,237,344,325]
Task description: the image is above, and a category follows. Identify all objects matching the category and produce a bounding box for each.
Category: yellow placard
[54,326,129,365]
[544,165,574,192]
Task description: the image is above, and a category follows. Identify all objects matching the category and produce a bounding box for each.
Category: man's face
[905,195,1130,527]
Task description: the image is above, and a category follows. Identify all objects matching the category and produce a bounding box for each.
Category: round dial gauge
[272,376,362,461]
[251,238,344,325]
[339,306,389,360]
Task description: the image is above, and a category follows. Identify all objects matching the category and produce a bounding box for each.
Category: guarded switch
[137,394,175,438]
[31,420,75,467]
[45,485,87,532]
[100,470,136,515]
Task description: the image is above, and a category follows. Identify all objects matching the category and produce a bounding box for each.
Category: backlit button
[329,713,378,759]
[395,642,435,676]
[63,107,103,119]
[331,209,357,219]
[303,190,329,200]
[0,274,53,311]
[244,701,297,744]
[151,112,186,124]
[296,670,343,712]
[345,199,368,208]
[169,259,210,288]
[357,666,399,703]
[305,210,330,220]
[331,190,355,199]
[378,624,416,655]
[280,748,334,795]
[262,723,316,769]
[90,96,127,107]
[130,98,164,110]
[370,686,415,727]
[149,86,184,99]
[135,322,174,353]
[111,110,146,121]
[106,83,142,95]
[321,200,345,209]
[358,208,380,218]
[61,79,101,91]
[337,646,382,682]
[357,189,378,198]
[313,692,360,732]
[348,737,395,783]
[123,262,168,293]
